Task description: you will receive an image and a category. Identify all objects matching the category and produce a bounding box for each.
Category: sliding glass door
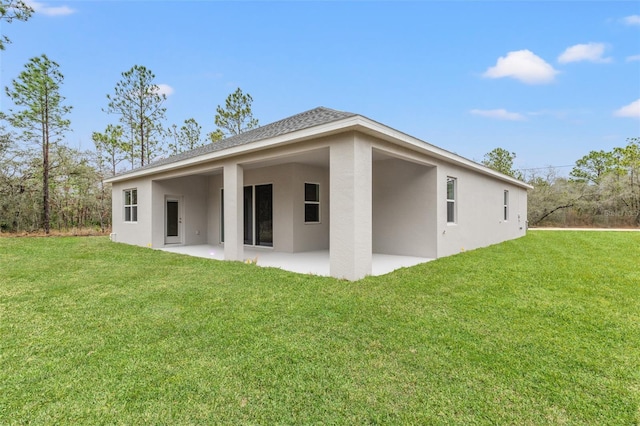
[255,184,273,247]
[221,184,272,247]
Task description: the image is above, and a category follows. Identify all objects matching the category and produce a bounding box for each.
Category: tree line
[1,54,637,234]
[0,54,258,234]
[1,3,637,233]
[482,141,640,227]
[0,4,259,233]
[97,65,257,172]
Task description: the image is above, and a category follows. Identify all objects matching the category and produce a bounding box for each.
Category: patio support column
[329,134,372,280]
[223,162,244,261]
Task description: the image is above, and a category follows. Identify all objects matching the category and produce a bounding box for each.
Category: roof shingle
[128,106,356,174]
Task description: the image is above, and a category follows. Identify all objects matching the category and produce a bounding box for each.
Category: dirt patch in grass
[0,228,111,238]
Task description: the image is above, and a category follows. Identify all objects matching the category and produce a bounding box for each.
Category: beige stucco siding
[292,164,330,252]
[208,174,223,245]
[372,157,437,258]
[243,164,294,253]
[151,175,209,247]
[436,164,527,257]
[329,133,373,280]
[206,162,330,253]
[110,135,527,262]
[111,178,153,247]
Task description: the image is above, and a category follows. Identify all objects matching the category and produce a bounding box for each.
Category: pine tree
[105,65,166,167]
[5,55,71,234]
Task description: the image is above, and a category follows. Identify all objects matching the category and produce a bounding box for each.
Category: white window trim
[124,188,138,223]
[304,182,321,224]
[446,177,457,224]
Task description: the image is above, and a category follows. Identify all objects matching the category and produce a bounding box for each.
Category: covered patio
[159,245,433,277]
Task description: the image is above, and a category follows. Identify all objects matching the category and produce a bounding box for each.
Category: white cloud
[623,15,640,25]
[558,42,612,64]
[526,108,592,121]
[25,0,75,16]
[470,109,526,121]
[614,99,640,118]
[626,55,640,62]
[203,72,224,79]
[154,84,174,97]
[483,50,558,84]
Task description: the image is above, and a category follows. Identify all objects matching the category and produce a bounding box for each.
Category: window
[124,189,138,222]
[503,190,509,221]
[304,183,320,223]
[446,177,456,223]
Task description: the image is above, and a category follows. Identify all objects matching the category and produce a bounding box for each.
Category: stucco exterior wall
[208,174,223,245]
[372,157,437,258]
[110,178,153,247]
[205,163,330,253]
[243,164,294,252]
[151,175,209,247]
[291,163,330,252]
[436,164,527,258]
[329,133,373,280]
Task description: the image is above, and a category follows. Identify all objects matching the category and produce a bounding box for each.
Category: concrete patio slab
[529,227,640,231]
[159,244,433,278]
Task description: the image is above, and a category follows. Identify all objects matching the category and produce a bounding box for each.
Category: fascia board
[105,114,532,190]
[352,117,534,190]
[104,117,361,183]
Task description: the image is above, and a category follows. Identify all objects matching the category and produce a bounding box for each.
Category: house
[105,107,530,280]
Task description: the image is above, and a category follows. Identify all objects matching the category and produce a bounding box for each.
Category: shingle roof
[128,106,357,174]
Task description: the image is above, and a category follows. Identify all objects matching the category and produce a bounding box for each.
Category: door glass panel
[167,200,179,237]
[243,186,253,245]
[305,204,319,222]
[447,201,455,223]
[255,184,273,247]
[220,189,224,243]
[305,183,319,202]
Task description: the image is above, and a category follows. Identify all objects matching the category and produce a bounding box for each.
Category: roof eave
[103,116,362,183]
[105,114,532,190]
[351,116,533,189]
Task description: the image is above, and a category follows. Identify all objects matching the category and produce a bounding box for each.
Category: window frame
[123,188,138,223]
[446,177,457,224]
[304,182,321,224]
[503,190,509,221]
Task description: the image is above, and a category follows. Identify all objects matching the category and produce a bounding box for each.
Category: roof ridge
[112,106,357,177]
[255,106,355,127]
[213,106,355,147]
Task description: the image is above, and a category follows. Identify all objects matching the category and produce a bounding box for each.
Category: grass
[0,232,638,425]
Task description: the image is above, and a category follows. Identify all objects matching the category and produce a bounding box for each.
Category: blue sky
[2,1,639,174]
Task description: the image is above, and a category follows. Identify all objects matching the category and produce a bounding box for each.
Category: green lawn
[0,232,638,425]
